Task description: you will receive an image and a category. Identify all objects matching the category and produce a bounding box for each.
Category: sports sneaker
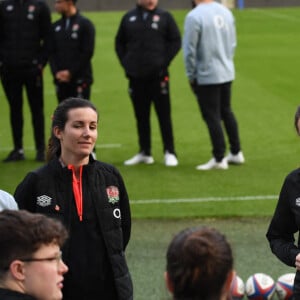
[3,149,25,162]
[124,153,154,166]
[164,151,178,167]
[226,151,245,165]
[196,158,228,171]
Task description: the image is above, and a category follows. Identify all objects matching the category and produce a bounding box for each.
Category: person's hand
[56,70,71,82]
[189,80,197,94]
[295,253,300,270]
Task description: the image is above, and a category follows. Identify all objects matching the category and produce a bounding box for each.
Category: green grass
[0,7,299,299]
[1,7,300,218]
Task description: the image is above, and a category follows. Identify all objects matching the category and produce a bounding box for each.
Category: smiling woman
[14,98,133,300]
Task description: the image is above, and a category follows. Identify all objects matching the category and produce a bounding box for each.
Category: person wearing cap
[115,0,181,167]
[0,209,68,300]
[0,0,51,162]
[49,0,95,103]
[0,189,18,211]
[183,0,245,170]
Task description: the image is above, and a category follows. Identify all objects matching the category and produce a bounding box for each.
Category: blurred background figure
[0,209,68,300]
[0,0,51,162]
[0,189,18,211]
[115,0,181,167]
[49,0,95,103]
[165,226,234,300]
[183,0,244,170]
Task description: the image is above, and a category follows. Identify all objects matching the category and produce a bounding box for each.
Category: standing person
[183,0,245,170]
[266,106,300,300]
[0,0,51,162]
[115,0,181,167]
[0,209,68,300]
[14,98,133,300]
[165,226,234,300]
[49,0,95,103]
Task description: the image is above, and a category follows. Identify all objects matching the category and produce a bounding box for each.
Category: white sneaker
[226,151,245,164]
[124,153,154,166]
[164,151,178,167]
[196,158,228,170]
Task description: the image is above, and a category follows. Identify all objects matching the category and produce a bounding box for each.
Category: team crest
[28,5,35,13]
[37,195,52,207]
[72,24,79,31]
[296,197,300,207]
[153,15,160,22]
[106,186,119,204]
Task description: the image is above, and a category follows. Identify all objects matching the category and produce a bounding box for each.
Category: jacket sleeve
[14,172,38,212]
[115,16,127,68]
[69,18,95,79]
[266,174,300,267]
[183,13,200,82]
[37,1,52,67]
[164,12,181,68]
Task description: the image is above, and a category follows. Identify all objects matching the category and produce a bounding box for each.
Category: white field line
[0,144,122,152]
[252,9,300,22]
[130,195,277,204]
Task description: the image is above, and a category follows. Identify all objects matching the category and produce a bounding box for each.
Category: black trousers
[1,66,45,151]
[55,80,91,103]
[195,81,241,162]
[128,76,175,155]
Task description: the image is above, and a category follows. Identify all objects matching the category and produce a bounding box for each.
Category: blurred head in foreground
[165,226,234,300]
[0,210,68,300]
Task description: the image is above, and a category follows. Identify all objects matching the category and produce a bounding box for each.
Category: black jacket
[0,0,51,68]
[0,289,36,300]
[14,157,133,300]
[115,4,181,79]
[266,168,300,294]
[49,11,95,84]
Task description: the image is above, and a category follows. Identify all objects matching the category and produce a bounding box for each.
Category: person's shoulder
[92,160,122,176]
[284,168,300,183]
[0,189,18,211]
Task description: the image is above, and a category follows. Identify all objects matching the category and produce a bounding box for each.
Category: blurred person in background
[0,0,51,162]
[115,0,181,167]
[0,209,68,300]
[183,0,244,170]
[165,226,234,300]
[14,98,133,300]
[49,0,95,103]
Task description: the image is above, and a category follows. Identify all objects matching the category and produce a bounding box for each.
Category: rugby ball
[276,273,295,300]
[245,273,276,300]
[230,274,245,300]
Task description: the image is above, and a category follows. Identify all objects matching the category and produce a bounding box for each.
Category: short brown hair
[0,210,68,272]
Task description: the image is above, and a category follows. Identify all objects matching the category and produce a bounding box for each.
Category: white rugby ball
[230,274,245,300]
[245,273,276,300]
[276,273,295,300]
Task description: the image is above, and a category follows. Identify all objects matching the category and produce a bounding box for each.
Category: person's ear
[9,260,26,281]
[53,126,63,140]
[164,271,174,294]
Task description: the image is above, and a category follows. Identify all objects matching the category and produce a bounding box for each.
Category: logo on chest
[296,197,300,207]
[106,186,120,204]
[37,195,52,207]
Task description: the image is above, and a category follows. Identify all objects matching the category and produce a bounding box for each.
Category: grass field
[0,6,300,299]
